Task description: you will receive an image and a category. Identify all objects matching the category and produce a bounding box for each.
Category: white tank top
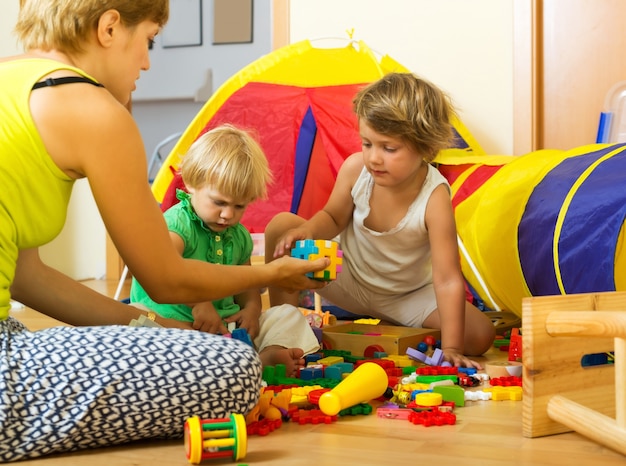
[340,164,450,295]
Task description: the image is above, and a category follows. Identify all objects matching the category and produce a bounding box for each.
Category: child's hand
[191,302,229,335]
[273,227,310,258]
[442,348,484,370]
[224,308,261,340]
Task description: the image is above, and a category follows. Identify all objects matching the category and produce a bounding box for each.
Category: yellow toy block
[291,239,343,281]
[485,386,523,401]
[316,356,344,366]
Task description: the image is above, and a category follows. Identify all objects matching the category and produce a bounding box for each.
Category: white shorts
[317,265,438,327]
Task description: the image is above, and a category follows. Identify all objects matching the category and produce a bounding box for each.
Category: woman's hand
[268,255,329,293]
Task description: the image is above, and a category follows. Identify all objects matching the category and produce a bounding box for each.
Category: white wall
[289,0,515,155]
[0,3,106,280]
[133,0,273,165]
[0,2,20,56]
[1,0,517,280]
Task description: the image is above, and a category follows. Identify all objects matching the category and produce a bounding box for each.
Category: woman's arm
[11,248,192,328]
[31,82,328,307]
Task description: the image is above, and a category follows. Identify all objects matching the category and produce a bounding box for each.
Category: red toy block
[508,328,522,362]
[489,376,522,387]
[408,407,456,427]
[416,366,458,376]
[247,418,282,436]
[290,409,337,425]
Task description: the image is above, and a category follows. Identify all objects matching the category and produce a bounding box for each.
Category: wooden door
[539,0,626,150]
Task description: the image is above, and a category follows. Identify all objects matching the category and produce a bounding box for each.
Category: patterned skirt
[0,317,262,462]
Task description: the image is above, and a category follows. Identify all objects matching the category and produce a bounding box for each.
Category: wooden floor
[9,279,626,466]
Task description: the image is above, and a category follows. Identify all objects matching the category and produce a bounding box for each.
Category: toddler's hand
[443,348,483,370]
[192,302,229,335]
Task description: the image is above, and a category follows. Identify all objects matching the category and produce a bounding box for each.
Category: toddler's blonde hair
[180,124,272,203]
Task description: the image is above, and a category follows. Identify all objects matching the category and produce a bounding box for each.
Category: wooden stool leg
[545,311,626,455]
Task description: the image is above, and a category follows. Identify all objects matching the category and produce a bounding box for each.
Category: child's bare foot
[259,345,305,376]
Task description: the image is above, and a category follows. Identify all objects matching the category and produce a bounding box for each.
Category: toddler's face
[187,185,249,232]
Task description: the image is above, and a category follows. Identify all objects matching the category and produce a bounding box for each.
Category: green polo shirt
[130,190,253,321]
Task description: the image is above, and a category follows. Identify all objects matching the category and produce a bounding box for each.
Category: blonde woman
[0,1,327,461]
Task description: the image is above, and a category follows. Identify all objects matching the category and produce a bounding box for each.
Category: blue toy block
[291,239,343,281]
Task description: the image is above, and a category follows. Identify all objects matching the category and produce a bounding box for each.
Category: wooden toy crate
[523,290,626,456]
[322,323,440,357]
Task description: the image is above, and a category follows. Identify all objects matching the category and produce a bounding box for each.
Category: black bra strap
[32,76,104,90]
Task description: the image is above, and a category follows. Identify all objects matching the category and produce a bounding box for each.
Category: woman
[0,1,328,461]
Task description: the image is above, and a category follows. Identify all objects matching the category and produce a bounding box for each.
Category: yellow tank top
[0,58,99,319]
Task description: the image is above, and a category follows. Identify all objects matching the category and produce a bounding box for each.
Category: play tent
[151,39,482,233]
[436,143,626,315]
[151,39,626,317]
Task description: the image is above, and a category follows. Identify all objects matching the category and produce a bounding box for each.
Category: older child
[0,0,327,461]
[131,125,320,375]
[265,72,496,369]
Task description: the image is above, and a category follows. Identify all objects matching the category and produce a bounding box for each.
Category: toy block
[323,323,440,357]
[291,239,343,280]
[299,366,323,381]
[485,386,523,401]
[465,390,492,402]
[416,366,458,376]
[339,403,373,416]
[433,385,465,407]
[304,353,322,364]
[246,418,282,436]
[508,327,522,362]
[408,407,456,427]
[323,362,354,381]
[523,290,626,456]
[290,409,337,425]
[323,365,344,381]
[231,328,254,347]
[316,355,344,366]
[383,354,416,368]
[490,376,522,387]
[413,392,443,407]
[415,375,458,384]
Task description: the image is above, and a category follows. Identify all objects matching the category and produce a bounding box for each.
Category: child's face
[187,185,249,232]
[359,121,424,188]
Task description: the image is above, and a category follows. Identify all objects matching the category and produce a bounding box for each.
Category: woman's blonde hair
[353,72,456,163]
[180,124,272,203]
[15,0,169,54]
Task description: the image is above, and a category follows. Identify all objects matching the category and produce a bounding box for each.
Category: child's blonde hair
[180,124,272,203]
[353,72,456,163]
[15,0,169,54]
